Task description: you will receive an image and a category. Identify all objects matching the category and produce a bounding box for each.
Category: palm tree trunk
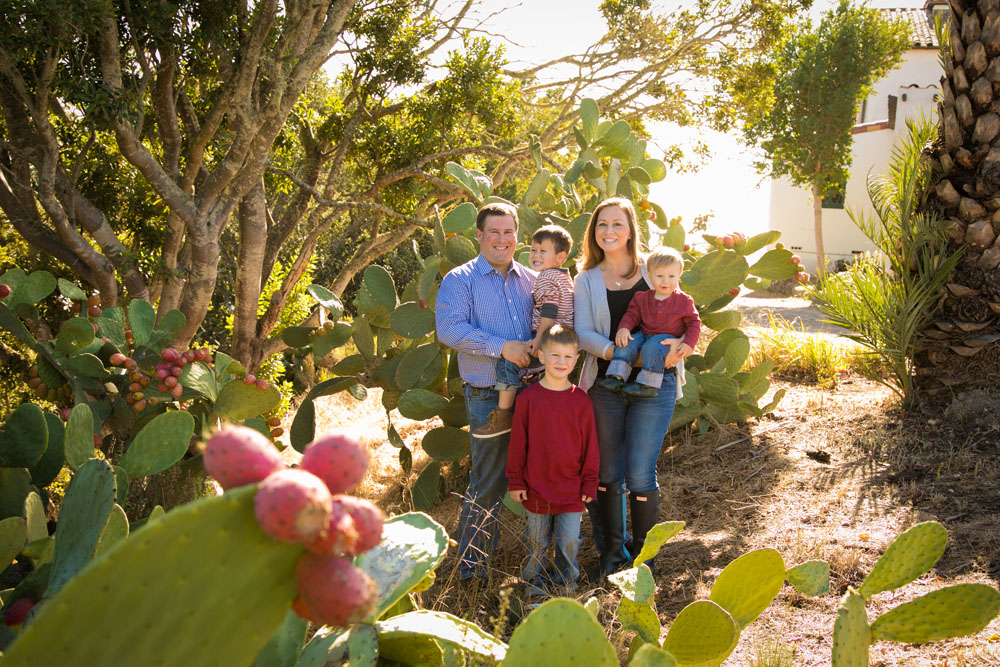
[917,0,1000,405]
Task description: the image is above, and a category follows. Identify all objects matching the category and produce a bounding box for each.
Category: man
[435,201,536,580]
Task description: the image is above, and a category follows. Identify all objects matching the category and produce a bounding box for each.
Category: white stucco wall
[768,48,943,274]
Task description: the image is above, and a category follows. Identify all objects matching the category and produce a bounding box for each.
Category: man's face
[476,214,518,269]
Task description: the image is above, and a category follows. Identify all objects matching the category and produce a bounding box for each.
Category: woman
[574,197,693,576]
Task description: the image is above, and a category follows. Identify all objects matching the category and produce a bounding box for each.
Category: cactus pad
[214,379,281,421]
[870,584,1000,644]
[609,565,659,643]
[858,521,948,598]
[709,548,786,628]
[120,410,195,478]
[629,644,679,667]
[0,402,47,467]
[63,403,95,471]
[504,598,617,666]
[395,344,440,391]
[45,458,116,597]
[391,302,437,340]
[786,560,831,597]
[748,248,797,281]
[421,427,471,461]
[662,600,739,666]
[376,610,508,663]
[0,516,27,571]
[251,609,307,667]
[832,590,871,667]
[3,485,303,666]
[397,389,449,422]
[355,512,448,620]
[633,521,685,569]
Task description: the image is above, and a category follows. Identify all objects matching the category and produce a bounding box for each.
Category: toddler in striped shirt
[473,225,575,438]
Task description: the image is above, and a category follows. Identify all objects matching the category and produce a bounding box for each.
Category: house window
[856,99,867,124]
[822,185,846,209]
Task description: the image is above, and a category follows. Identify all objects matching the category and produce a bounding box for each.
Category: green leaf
[306,285,344,320]
[594,120,631,151]
[57,278,86,301]
[395,344,440,391]
[290,398,315,453]
[214,380,281,422]
[30,413,65,488]
[522,169,551,207]
[749,248,798,281]
[353,315,375,361]
[786,560,831,597]
[63,353,107,378]
[445,235,478,266]
[155,309,186,340]
[399,445,413,474]
[704,328,750,376]
[641,159,667,183]
[0,516,27,571]
[56,317,96,355]
[634,521,686,568]
[741,230,781,255]
[332,353,366,377]
[397,389,449,421]
[411,462,441,510]
[391,303,436,339]
[9,270,55,307]
[312,322,354,359]
[442,202,478,234]
[281,326,315,348]
[181,361,218,401]
[580,98,599,142]
[0,402,48,467]
[709,548,786,628]
[627,166,652,185]
[307,376,359,400]
[363,265,398,311]
[96,308,127,349]
[421,427,470,461]
[128,300,156,347]
[682,251,750,305]
[697,373,741,405]
[120,411,195,478]
[870,584,1000,643]
[445,162,483,202]
[64,403,95,471]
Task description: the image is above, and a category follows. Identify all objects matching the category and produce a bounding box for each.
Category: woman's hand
[663,341,693,368]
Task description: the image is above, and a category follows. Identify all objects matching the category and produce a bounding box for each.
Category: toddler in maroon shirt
[506,325,599,595]
[597,246,701,397]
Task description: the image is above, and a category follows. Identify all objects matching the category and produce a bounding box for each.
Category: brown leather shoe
[472,407,514,439]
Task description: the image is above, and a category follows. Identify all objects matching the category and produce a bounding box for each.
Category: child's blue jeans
[607,333,678,388]
[494,356,544,392]
[522,510,583,593]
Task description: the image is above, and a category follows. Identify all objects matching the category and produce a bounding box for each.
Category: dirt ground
[308,296,1000,666]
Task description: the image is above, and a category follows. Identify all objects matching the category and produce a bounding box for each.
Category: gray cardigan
[574,261,685,397]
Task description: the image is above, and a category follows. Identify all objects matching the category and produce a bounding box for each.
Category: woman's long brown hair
[581,197,640,278]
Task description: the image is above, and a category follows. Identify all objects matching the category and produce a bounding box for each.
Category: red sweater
[618,289,701,349]
[506,383,600,514]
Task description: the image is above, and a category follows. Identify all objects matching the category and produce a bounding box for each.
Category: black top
[596,278,649,379]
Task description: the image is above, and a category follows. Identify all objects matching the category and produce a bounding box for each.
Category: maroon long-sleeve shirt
[505,383,600,514]
[618,289,701,349]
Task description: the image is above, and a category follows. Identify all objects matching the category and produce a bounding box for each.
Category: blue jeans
[607,333,676,388]
[523,510,583,592]
[456,384,510,579]
[585,374,677,554]
[494,356,544,392]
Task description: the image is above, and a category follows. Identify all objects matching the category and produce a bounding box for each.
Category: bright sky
[472,0,928,237]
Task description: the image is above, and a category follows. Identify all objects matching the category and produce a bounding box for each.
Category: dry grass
[305,373,1000,665]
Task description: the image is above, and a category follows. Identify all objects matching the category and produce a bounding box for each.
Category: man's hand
[510,489,527,502]
[615,328,632,347]
[581,494,593,503]
[501,340,532,367]
[664,341,693,368]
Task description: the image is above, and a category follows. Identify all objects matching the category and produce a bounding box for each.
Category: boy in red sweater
[597,246,701,397]
[506,324,600,596]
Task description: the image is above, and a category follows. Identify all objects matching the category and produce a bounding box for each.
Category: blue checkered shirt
[435,254,536,387]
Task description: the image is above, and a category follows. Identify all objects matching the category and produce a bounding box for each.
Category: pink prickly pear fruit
[305,497,359,556]
[291,596,318,624]
[0,284,10,298]
[295,554,376,627]
[3,598,35,626]
[243,373,256,385]
[204,425,285,490]
[729,288,740,296]
[338,496,385,555]
[254,469,333,544]
[161,347,180,364]
[255,378,270,391]
[722,235,734,248]
[790,254,801,265]
[299,433,369,494]
[110,353,127,366]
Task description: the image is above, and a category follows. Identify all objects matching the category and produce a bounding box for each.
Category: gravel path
[733,292,844,336]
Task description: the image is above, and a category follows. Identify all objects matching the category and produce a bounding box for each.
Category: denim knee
[494,358,522,391]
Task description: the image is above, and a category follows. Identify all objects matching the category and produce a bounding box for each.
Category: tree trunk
[917,0,1000,409]
[231,180,269,367]
[812,180,827,279]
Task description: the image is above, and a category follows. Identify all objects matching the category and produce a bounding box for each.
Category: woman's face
[594,205,631,255]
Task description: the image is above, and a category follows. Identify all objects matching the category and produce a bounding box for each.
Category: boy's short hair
[476,202,519,231]
[532,225,573,255]
[646,246,684,272]
[539,324,579,351]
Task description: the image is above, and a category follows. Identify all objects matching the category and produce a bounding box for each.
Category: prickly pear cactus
[628,643,679,667]
[503,598,618,666]
[375,610,507,663]
[2,485,303,666]
[661,600,739,667]
[708,548,786,629]
[858,521,947,598]
[609,564,660,644]
[870,584,1000,644]
[832,590,871,667]
[786,559,831,597]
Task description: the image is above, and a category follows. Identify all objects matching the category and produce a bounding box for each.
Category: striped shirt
[435,254,536,387]
[531,268,574,332]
